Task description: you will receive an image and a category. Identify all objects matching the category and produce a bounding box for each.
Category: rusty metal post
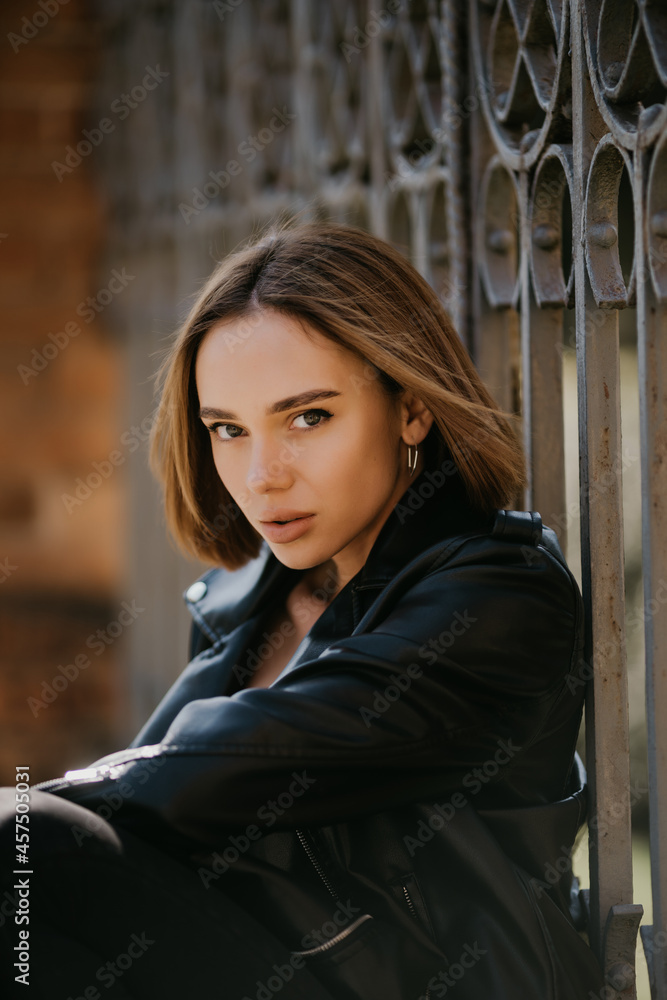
[571,3,641,994]
[637,128,667,1000]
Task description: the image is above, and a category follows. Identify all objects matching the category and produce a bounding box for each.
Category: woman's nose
[245,437,294,493]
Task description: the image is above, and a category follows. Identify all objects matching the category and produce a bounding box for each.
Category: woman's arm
[37,533,584,849]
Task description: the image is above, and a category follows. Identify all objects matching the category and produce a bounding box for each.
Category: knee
[0,786,18,817]
[0,787,21,854]
[0,787,123,864]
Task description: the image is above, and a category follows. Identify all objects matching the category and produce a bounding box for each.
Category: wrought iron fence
[99,1,666,995]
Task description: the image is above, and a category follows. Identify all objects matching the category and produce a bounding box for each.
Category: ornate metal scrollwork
[478,154,521,308]
[529,143,575,307]
[102,9,667,996]
[647,128,667,303]
[583,0,667,146]
[472,0,572,169]
[584,134,636,308]
[469,4,667,994]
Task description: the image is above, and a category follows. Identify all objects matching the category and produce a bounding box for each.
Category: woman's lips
[259,514,315,543]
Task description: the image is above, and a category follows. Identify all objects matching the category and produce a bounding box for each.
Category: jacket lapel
[134,460,494,744]
[276,467,495,680]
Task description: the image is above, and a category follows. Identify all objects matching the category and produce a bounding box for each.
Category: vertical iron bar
[526,291,567,545]
[467,31,519,420]
[571,0,635,966]
[368,0,387,238]
[519,168,533,508]
[636,143,667,1000]
[442,0,467,343]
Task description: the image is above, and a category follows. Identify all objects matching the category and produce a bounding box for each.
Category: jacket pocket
[291,911,438,1000]
[291,913,375,958]
[389,872,438,945]
[513,864,560,1000]
[514,864,605,999]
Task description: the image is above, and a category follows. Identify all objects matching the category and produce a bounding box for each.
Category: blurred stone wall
[0,0,127,782]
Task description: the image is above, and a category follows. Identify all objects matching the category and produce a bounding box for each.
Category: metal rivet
[590,222,618,248]
[186,580,208,602]
[533,223,559,250]
[487,228,514,253]
[651,210,667,239]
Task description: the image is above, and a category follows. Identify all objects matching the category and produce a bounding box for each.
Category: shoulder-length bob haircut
[149,220,526,569]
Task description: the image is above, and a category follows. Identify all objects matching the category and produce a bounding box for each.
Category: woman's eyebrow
[199,388,342,422]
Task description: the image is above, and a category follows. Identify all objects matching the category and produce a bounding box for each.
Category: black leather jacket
[37,465,604,999]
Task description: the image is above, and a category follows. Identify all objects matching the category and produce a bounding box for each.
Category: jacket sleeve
[38,535,584,848]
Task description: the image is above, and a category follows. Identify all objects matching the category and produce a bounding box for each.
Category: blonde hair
[149,221,526,568]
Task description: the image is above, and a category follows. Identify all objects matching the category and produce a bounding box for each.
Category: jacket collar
[184,455,495,645]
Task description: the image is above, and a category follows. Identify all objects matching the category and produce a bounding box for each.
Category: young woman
[0,223,604,999]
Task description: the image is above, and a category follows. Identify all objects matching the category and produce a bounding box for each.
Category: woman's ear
[400,391,434,445]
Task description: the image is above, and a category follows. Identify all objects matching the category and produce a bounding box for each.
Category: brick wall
[0,0,127,783]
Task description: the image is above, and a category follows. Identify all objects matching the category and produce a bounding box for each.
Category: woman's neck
[299,559,341,605]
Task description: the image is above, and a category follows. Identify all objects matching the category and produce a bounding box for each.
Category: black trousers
[0,789,338,1000]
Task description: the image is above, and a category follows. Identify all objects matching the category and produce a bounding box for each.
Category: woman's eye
[206,409,332,440]
[210,423,244,441]
[292,408,332,429]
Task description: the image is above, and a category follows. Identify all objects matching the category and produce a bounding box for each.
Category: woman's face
[195,307,431,586]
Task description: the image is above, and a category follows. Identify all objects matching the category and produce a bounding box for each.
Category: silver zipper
[32,766,113,793]
[403,883,419,921]
[32,777,70,791]
[403,884,431,1000]
[295,843,431,997]
[292,913,374,957]
[295,828,340,901]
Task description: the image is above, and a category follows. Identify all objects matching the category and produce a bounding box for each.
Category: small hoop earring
[407,443,419,477]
